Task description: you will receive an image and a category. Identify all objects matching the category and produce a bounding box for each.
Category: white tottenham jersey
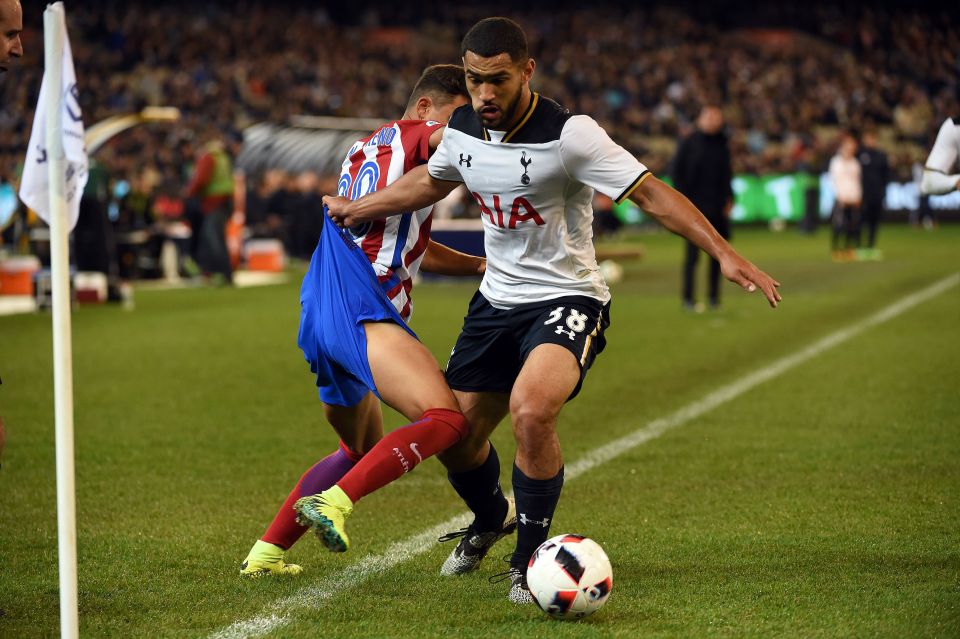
[428,94,649,308]
[922,117,960,195]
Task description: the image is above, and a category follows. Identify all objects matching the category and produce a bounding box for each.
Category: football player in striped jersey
[240,65,510,577]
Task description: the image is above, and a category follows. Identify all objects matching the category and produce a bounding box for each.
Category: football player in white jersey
[921,117,960,195]
[325,17,780,604]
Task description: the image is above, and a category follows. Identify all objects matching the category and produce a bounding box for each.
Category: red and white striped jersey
[337,119,444,321]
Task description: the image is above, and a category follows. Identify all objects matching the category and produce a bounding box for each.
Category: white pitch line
[211,272,959,639]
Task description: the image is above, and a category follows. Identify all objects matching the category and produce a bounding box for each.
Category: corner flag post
[44,3,79,638]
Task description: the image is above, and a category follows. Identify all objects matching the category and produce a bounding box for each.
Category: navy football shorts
[444,291,611,400]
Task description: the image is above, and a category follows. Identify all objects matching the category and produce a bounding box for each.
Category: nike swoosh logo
[410,443,423,463]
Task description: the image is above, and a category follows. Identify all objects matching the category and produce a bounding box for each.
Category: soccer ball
[526,534,613,620]
[598,259,624,284]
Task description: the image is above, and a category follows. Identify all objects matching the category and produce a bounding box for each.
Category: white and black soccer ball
[526,534,613,620]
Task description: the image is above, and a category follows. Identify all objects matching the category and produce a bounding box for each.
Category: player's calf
[297,409,470,553]
[336,408,468,504]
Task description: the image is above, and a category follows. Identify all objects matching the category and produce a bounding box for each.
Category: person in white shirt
[829,133,862,258]
[921,117,960,195]
[324,16,781,605]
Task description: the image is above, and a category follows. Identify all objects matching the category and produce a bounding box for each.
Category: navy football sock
[511,463,564,570]
[447,443,509,532]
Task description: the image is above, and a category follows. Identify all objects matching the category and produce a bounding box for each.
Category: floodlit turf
[1,224,957,638]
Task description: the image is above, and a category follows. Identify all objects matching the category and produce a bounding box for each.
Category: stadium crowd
[0,0,956,247]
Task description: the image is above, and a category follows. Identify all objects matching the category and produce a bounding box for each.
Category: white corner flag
[19,1,88,231]
[19,4,83,639]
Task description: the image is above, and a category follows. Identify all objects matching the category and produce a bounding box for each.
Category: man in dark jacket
[672,104,734,311]
[857,129,889,258]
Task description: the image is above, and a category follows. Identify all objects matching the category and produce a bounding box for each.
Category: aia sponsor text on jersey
[471,192,545,229]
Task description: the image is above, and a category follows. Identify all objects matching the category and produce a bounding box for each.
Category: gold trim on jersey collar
[484,92,539,144]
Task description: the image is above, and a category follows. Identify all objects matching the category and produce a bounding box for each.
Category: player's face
[0,0,23,73]
[463,51,534,130]
[424,94,469,123]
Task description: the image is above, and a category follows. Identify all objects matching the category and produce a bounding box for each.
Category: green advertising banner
[730,173,820,222]
[613,174,819,224]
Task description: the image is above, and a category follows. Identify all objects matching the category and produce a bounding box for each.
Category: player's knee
[509,396,560,435]
[422,407,470,441]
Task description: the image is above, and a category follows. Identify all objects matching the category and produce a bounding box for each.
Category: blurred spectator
[893,85,933,144]
[75,158,120,296]
[246,169,289,243]
[911,161,936,230]
[184,131,234,283]
[289,171,324,261]
[829,132,862,259]
[672,104,733,311]
[796,144,822,234]
[857,128,888,256]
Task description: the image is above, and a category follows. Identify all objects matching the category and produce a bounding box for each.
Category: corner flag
[18,4,84,638]
[19,1,87,231]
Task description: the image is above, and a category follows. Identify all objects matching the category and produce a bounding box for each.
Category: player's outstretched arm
[322,165,460,227]
[420,240,486,277]
[920,118,960,195]
[920,169,960,196]
[631,176,782,308]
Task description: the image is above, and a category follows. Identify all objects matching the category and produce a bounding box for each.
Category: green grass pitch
[1,224,958,638]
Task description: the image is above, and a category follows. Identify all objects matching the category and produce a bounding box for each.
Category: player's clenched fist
[322,195,352,228]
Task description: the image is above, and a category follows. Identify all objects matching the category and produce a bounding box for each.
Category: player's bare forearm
[421,240,485,277]
[631,176,732,259]
[631,176,782,307]
[920,168,960,196]
[322,165,460,227]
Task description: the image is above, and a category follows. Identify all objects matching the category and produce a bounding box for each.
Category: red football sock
[261,442,361,549]
[337,408,469,503]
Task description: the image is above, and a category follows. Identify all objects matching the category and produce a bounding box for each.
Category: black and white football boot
[438,497,517,576]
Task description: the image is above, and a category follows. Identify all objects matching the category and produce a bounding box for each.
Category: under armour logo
[520,151,532,185]
[519,513,551,528]
[459,153,472,168]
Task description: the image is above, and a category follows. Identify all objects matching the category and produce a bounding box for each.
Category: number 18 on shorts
[444,292,611,400]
